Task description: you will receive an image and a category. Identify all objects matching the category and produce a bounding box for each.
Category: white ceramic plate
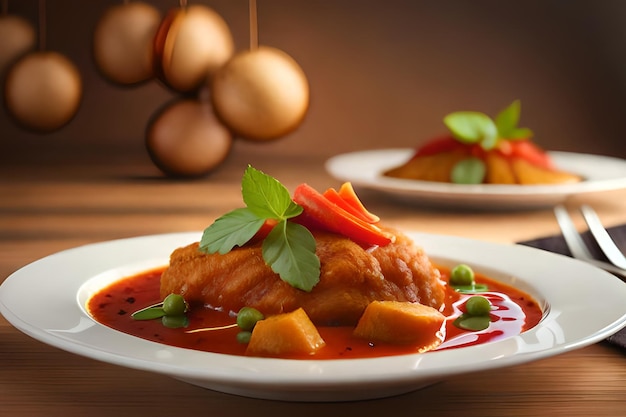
[1,232,625,402]
[325,149,626,209]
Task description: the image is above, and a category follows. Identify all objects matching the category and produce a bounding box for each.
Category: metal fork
[554,205,626,279]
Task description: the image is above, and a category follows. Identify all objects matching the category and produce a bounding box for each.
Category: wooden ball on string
[146,95,233,178]
[211,45,310,141]
[4,51,82,132]
[93,1,161,85]
[153,4,234,93]
[0,14,36,75]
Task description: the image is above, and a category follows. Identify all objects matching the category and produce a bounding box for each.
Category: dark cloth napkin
[518,224,626,350]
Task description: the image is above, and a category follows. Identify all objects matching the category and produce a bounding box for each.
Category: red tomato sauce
[87,266,543,359]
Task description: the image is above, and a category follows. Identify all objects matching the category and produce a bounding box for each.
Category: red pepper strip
[322,186,379,224]
[336,182,380,223]
[322,187,360,218]
[413,135,468,158]
[293,183,393,247]
[499,140,554,170]
[291,210,327,232]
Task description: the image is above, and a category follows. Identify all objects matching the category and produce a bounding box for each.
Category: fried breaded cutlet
[160,228,445,326]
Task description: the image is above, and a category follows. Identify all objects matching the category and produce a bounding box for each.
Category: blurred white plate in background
[325,149,626,209]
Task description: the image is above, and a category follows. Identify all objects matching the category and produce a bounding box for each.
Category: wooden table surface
[1,149,625,417]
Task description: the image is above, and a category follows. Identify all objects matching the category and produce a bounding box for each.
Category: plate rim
[1,231,625,400]
[325,149,626,204]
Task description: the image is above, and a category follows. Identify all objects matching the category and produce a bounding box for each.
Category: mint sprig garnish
[199,165,321,292]
[444,111,498,150]
[199,207,266,254]
[443,100,534,150]
[241,166,303,219]
[262,220,319,291]
[494,99,534,140]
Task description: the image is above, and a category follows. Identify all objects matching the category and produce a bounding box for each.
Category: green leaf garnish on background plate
[494,100,534,140]
[443,111,498,150]
[443,100,534,151]
[199,165,321,292]
[451,157,486,184]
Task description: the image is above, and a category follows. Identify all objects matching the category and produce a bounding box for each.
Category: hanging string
[180,0,188,8]
[2,0,8,16]
[249,0,258,50]
[38,0,46,51]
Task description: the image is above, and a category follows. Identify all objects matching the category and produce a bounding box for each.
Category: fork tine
[579,205,626,269]
[553,205,594,260]
[553,205,626,280]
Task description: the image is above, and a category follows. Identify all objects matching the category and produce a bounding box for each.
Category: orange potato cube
[485,153,516,184]
[246,308,326,357]
[353,301,445,350]
[511,158,581,185]
[384,151,466,182]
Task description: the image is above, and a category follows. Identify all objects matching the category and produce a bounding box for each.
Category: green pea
[236,331,252,344]
[236,307,264,331]
[465,296,492,316]
[454,314,491,331]
[451,158,486,184]
[450,264,475,286]
[163,293,187,316]
[161,314,189,329]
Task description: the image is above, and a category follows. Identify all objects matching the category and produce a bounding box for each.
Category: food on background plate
[88,166,542,359]
[384,100,582,185]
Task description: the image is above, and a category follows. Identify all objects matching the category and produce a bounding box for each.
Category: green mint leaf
[261,220,320,292]
[494,100,534,140]
[508,127,534,140]
[443,111,498,148]
[494,100,520,138]
[453,283,489,293]
[451,157,486,184]
[453,314,491,331]
[242,165,303,220]
[198,165,321,292]
[199,208,266,254]
[479,133,499,151]
[132,306,166,320]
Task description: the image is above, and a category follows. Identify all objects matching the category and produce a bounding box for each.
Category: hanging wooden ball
[0,14,36,75]
[211,46,310,141]
[4,51,82,132]
[93,1,161,85]
[146,97,233,177]
[153,4,234,93]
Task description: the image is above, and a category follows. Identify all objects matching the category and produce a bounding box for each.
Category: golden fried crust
[160,228,445,325]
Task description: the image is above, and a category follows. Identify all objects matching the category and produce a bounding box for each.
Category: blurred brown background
[1,0,625,171]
